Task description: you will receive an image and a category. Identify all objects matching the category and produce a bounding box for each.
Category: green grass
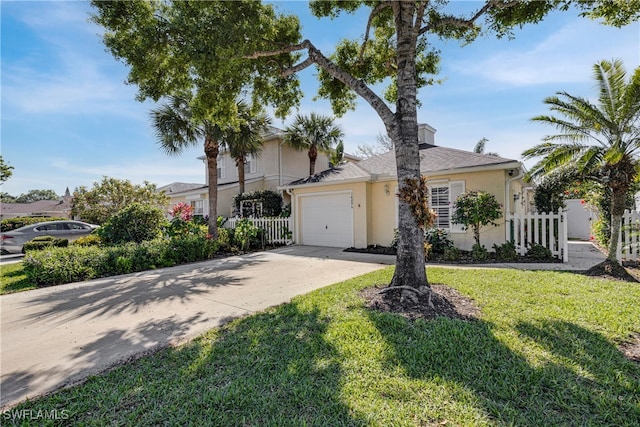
[0,262,36,294]
[7,268,640,426]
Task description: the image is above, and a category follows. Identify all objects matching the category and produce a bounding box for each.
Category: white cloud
[452,19,640,87]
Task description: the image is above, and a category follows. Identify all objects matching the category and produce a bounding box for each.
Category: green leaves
[451,190,502,246]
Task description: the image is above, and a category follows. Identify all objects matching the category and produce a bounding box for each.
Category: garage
[298,192,353,247]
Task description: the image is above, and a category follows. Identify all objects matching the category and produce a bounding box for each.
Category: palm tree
[473,137,498,156]
[223,102,271,194]
[523,59,640,263]
[284,113,344,176]
[151,95,223,238]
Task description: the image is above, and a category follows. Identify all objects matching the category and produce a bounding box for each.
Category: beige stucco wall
[290,168,522,251]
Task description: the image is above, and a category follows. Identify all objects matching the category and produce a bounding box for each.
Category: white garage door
[300,192,353,248]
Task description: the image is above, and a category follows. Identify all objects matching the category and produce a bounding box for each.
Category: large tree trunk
[389,1,429,301]
[204,136,219,239]
[607,187,627,262]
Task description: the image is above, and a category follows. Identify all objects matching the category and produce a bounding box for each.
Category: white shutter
[449,181,465,233]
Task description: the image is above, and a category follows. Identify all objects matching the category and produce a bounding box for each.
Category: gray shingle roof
[285,144,518,187]
[159,182,207,194]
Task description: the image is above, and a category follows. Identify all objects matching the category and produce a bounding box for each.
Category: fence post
[560,208,568,263]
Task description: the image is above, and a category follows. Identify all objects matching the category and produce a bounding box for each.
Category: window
[428,180,465,232]
[190,200,204,216]
[244,154,256,175]
[430,185,450,229]
[217,155,226,179]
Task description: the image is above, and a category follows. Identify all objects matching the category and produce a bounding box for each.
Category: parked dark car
[0,220,99,254]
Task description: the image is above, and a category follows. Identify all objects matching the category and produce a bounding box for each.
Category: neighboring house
[161,126,342,217]
[280,124,529,251]
[0,199,72,220]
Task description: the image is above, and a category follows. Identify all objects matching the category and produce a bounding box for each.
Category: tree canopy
[92,0,639,297]
[71,176,169,225]
[0,156,14,184]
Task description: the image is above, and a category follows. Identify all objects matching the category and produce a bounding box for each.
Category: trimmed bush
[526,243,553,261]
[72,234,102,247]
[493,241,518,261]
[471,243,489,262]
[97,203,165,245]
[424,228,454,255]
[23,236,219,286]
[1,217,67,232]
[23,236,68,252]
[443,246,460,261]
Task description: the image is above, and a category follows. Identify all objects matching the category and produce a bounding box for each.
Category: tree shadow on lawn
[367,313,640,426]
[12,303,363,426]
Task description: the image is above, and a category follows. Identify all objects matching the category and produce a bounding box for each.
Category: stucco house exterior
[280,124,530,251]
[160,126,335,218]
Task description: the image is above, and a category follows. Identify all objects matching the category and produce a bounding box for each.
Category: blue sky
[2,1,638,197]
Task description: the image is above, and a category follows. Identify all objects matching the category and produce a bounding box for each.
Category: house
[160,126,339,217]
[0,199,73,220]
[280,124,529,251]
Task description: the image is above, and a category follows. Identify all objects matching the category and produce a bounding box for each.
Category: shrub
[72,234,102,247]
[217,227,234,251]
[526,243,553,261]
[23,235,219,286]
[234,219,259,251]
[592,217,610,248]
[424,228,454,255]
[165,203,205,238]
[452,191,502,247]
[443,246,460,261]
[23,236,69,252]
[97,203,165,245]
[1,217,67,232]
[493,241,518,261]
[471,243,489,262]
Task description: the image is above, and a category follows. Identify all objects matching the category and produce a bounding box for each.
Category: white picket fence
[617,210,640,261]
[506,209,568,262]
[223,217,293,245]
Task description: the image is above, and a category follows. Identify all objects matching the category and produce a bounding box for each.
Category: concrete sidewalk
[0,242,604,409]
[470,241,606,271]
[1,246,393,409]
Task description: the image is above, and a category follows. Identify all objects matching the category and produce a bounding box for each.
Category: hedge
[23,236,69,252]
[23,235,219,286]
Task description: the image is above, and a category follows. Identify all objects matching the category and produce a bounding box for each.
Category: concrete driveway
[1,246,394,409]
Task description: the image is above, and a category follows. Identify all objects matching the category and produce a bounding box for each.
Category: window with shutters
[428,180,465,232]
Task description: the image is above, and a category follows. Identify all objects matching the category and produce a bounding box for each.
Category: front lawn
[0,262,35,294]
[6,268,640,426]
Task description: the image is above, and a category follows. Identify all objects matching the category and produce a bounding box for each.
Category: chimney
[418,123,437,146]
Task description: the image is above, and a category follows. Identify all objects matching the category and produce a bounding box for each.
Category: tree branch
[414,0,428,33]
[359,2,392,63]
[419,0,521,35]
[248,39,396,128]
[245,41,309,59]
[282,57,314,77]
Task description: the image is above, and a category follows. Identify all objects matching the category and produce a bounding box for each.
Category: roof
[284,144,520,187]
[1,199,72,217]
[159,182,207,195]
